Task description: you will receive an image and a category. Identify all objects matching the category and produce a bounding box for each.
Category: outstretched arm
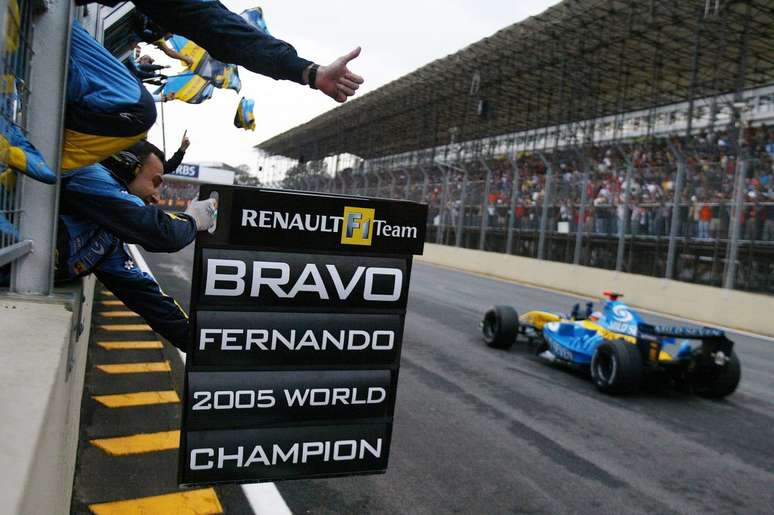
[154,40,194,66]
[164,133,190,174]
[61,165,197,252]
[132,0,364,101]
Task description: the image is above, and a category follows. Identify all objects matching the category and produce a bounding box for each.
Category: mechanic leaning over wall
[56,140,216,351]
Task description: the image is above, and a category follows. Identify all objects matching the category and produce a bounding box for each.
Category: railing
[278,143,774,296]
[0,0,73,295]
[0,0,34,270]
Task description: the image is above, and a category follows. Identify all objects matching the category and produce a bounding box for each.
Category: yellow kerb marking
[99,300,124,306]
[96,362,171,374]
[90,430,181,456]
[89,488,223,515]
[100,311,139,318]
[100,291,114,297]
[97,341,163,350]
[99,324,152,332]
[93,390,180,408]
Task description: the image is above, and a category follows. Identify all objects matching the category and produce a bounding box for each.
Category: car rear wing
[637,323,733,361]
[637,323,728,341]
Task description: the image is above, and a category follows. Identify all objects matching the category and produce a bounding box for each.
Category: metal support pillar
[505,155,520,255]
[478,159,492,250]
[723,110,750,290]
[11,0,73,295]
[436,165,449,244]
[455,165,468,248]
[536,153,554,260]
[421,167,429,202]
[665,149,686,280]
[616,148,634,272]
[572,148,589,265]
[723,157,747,290]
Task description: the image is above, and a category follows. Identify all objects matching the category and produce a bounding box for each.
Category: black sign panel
[183,423,391,484]
[186,370,393,430]
[193,311,403,367]
[197,249,410,310]
[180,186,426,486]
[226,189,427,255]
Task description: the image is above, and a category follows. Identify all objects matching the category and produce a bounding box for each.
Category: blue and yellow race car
[481,292,740,397]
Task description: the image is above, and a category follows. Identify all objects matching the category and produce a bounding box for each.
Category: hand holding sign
[186,198,218,231]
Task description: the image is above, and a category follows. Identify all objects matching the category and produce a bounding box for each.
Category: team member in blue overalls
[63,21,158,172]
[56,141,216,350]
[75,0,364,103]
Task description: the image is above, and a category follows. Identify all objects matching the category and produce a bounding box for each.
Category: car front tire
[482,305,519,350]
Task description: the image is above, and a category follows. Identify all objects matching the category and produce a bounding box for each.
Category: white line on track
[128,244,293,515]
[417,260,774,343]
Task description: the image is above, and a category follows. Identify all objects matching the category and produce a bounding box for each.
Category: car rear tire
[590,339,643,394]
[694,351,741,399]
[482,306,519,350]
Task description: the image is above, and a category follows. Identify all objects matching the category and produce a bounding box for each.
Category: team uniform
[63,21,157,172]
[56,164,196,350]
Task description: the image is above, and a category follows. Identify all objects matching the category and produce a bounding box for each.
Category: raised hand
[314,47,364,103]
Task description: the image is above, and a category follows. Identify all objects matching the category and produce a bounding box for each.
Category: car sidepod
[542,322,602,365]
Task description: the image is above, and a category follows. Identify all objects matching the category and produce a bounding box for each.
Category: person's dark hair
[102,140,165,186]
[132,12,166,43]
[126,140,166,166]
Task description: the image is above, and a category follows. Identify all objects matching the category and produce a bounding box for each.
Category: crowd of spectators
[159,181,199,208]
[346,125,774,243]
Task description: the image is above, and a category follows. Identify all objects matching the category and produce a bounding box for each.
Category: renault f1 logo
[341,207,375,246]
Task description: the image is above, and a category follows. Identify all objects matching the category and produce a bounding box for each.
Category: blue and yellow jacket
[57,164,196,350]
[63,21,157,172]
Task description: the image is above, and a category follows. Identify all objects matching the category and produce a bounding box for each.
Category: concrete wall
[416,244,774,337]
[0,276,95,514]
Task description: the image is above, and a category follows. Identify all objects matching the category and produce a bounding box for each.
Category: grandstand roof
[257,0,774,161]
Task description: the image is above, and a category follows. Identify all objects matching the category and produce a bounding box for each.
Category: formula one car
[481,292,740,397]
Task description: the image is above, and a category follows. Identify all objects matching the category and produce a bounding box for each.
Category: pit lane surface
[143,243,774,515]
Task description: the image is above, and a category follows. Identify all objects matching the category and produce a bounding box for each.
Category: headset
[102,150,141,186]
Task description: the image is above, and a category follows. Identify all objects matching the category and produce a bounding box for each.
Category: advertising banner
[169,163,200,178]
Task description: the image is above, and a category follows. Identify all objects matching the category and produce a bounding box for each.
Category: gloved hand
[185,198,217,231]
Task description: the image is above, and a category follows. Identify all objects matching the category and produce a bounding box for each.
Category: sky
[144,0,561,180]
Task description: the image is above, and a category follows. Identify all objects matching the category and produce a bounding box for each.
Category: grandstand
[256,0,774,295]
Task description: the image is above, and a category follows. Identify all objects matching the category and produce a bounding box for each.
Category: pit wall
[0,276,95,515]
[416,244,774,337]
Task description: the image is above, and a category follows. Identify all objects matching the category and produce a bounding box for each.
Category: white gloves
[185,198,217,231]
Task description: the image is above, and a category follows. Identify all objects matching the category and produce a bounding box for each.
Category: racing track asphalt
[142,243,774,515]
